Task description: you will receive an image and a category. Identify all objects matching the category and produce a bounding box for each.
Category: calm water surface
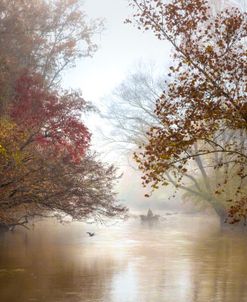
[0,214,247,302]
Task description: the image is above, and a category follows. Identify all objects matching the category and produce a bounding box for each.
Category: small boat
[140,209,159,223]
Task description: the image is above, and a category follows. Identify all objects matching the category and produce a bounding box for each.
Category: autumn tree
[0,151,125,229]
[0,0,103,113]
[181,132,247,223]
[104,64,246,223]
[128,0,247,224]
[0,0,126,230]
[0,73,126,229]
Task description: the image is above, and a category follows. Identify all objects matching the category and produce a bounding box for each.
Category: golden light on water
[1,215,247,301]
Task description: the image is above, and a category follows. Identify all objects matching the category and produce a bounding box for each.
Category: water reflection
[0,215,247,302]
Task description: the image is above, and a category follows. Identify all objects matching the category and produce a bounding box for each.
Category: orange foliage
[129,0,247,224]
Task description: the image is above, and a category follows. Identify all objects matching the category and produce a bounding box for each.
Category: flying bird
[87,232,95,237]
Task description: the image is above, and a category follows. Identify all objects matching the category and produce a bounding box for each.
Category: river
[0,214,247,302]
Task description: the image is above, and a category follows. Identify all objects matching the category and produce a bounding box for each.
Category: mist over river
[0,214,247,302]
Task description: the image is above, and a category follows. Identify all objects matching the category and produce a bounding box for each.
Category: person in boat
[140,209,159,222]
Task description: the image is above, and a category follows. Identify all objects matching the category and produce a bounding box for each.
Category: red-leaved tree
[0,72,127,229]
[11,73,91,162]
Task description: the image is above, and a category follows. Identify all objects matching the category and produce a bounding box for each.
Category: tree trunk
[208,199,227,227]
[0,223,9,232]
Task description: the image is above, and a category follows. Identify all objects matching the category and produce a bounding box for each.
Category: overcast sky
[63,0,171,154]
[62,0,174,211]
[63,0,170,102]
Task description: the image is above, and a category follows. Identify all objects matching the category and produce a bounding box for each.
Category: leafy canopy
[129,0,247,223]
